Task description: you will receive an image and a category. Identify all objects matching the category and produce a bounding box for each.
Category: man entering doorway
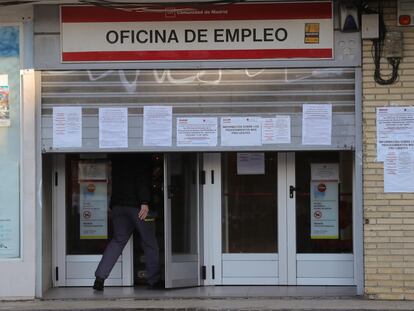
[93,154,163,290]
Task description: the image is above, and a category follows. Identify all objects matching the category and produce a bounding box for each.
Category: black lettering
[185,29,197,42]
[226,29,239,42]
[106,30,118,44]
[241,28,252,42]
[263,28,273,42]
[252,29,262,42]
[120,30,129,44]
[198,29,208,42]
[155,30,166,43]
[275,28,288,41]
[214,29,224,42]
[168,30,179,43]
[136,30,148,43]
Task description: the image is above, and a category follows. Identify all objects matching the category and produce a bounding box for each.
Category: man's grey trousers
[95,205,160,285]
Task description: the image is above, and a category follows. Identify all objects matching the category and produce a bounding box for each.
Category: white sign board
[310,163,339,239]
[53,107,82,148]
[79,182,108,239]
[237,153,265,175]
[176,117,217,146]
[302,104,332,145]
[143,106,172,147]
[376,107,414,161]
[384,151,414,193]
[61,2,333,62]
[221,117,262,146]
[311,163,339,181]
[99,107,128,148]
[262,116,291,144]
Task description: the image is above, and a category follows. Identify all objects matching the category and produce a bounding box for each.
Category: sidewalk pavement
[1,297,414,311]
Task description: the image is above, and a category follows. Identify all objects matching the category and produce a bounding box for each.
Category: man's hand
[138,204,149,220]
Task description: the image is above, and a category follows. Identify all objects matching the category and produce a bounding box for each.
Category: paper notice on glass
[0,74,10,127]
[177,117,217,147]
[0,161,20,258]
[311,163,339,181]
[221,117,262,146]
[79,182,108,239]
[53,107,82,148]
[99,108,128,148]
[262,116,291,144]
[302,104,332,145]
[78,161,108,181]
[310,181,339,239]
[143,106,172,146]
[384,151,414,193]
[377,107,414,162]
[237,153,265,175]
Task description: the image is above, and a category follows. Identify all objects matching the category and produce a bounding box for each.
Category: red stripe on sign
[62,49,333,62]
[61,2,332,23]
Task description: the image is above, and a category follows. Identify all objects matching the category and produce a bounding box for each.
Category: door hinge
[55,172,58,187]
[212,265,215,280]
[201,265,206,280]
[55,266,59,281]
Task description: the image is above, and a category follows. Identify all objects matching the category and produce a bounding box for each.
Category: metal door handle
[289,185,297,199]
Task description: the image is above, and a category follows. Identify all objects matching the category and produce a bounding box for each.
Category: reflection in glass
[170,153,198,255]
[222,152,278,253]
[295,152,353,254]
[66,156,112,255]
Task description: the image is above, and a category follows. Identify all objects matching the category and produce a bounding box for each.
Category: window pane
[170,153,198,255]
[222,152,278,253]
[0,26,20,258]
[295,151,353,254]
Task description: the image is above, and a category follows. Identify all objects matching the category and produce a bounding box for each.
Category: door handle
[289,185,297,199]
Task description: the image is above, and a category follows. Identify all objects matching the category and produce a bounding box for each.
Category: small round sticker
[314,211,322,219]
[317,183,326,192]
[87,183,96,192]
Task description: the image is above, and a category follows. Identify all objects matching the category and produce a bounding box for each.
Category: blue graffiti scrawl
[0,26,19,57]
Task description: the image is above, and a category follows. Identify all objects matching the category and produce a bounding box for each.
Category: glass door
[208,151,355,286]
[221,152,279,285]
[164,153,200,288]
[53,154,133,287]
[291,151,354,285]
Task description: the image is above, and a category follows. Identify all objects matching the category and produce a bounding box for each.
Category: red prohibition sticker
[87,183,96,192]
[314,211,322,219]
[317,183,326,192]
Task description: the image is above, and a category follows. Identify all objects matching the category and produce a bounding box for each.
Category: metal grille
[41,68,356,152]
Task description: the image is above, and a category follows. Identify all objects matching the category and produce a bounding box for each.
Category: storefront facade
[0,0,376,299]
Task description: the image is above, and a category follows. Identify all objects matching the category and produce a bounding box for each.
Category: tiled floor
[43,285,357,300]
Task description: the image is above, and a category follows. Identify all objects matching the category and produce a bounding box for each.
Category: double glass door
[205,151,355,286]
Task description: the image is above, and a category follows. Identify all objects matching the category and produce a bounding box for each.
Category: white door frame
[52,154,133,287]
[202,153,222,285]
[286,152,297,285]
